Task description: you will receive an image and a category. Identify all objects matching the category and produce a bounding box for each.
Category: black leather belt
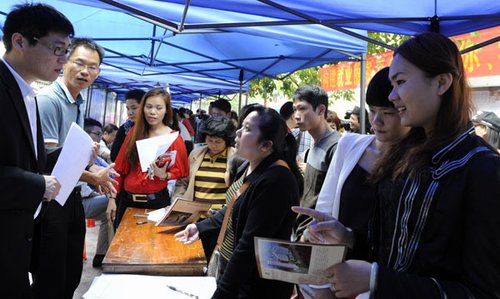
[124,189,168,203]
[71,186,82,198]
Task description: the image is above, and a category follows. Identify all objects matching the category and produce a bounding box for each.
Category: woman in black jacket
[176,106,303,299]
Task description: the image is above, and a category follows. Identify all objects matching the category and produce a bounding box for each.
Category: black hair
[230,111,238,121]
[279,102,294,121]
[211,99,231,114]
[351,106,371,133]
[125,89,146,103]
[226,154,247,184]
[2,3,74,52]
[199,116,236,147]
[292,85,329,118]
[103,123,118,134]
[252,106,304,196]
[366,67,394,108]
[84,118,102,130]
[237,103,261,129]
[178,107,187,116]
[171,108,180,131]
[69,37,105,64]
[372,32,472,181]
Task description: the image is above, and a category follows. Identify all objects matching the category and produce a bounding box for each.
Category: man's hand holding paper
[43,175,61,201]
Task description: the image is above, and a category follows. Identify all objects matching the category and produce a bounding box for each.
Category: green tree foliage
[248,32,410,102]
[367,32,410,55]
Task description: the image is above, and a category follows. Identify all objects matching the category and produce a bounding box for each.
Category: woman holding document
[108,88,188,228]
[176,106,303,299]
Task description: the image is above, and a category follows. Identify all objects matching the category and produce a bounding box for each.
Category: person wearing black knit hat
[473,111,500,152]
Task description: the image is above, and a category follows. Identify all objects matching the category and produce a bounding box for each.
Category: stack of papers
[83,274,216,299]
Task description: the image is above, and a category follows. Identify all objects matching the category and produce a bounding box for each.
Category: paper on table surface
[34,123,93,217]
[136,132,179,172]
[147,207,168,223]
[83,274,216,299]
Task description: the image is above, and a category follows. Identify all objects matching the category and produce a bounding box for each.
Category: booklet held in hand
[155,197,212,226]
[254,237,347,285]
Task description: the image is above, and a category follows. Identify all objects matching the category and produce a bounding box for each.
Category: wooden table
[102,208,206,275]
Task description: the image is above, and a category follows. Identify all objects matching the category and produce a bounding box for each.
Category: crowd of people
[1,3,500,299]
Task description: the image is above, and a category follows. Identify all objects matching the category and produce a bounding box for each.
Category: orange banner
[320,26,500,92]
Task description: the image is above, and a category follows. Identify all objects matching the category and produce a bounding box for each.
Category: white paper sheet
[51,123,94,206]
[83,274,216,299]
[35,123,93,217]
[136,132,179,172]
[147,207,168,223]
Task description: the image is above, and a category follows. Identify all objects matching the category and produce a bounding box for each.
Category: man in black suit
[0,4,74,298]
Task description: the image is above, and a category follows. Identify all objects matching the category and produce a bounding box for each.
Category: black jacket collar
[244,152,280,183]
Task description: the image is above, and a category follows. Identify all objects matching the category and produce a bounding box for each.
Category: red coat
[114,129,189,194]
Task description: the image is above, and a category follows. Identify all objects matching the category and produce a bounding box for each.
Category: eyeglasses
[32,37,70,57]
[89,131,103,138]
[69,60,100,74]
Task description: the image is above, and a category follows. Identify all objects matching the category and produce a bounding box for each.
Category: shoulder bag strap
[215,181,250,247]
[214,159,289,247]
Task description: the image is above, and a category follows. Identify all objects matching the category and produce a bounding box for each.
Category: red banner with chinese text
[320,26,500,92]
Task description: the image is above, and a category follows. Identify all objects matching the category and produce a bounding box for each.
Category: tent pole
[114,96,120,125]
[103,90,109,125]
[199,94,202,113]
[461,36,500,54]
[179,0,191,32]
[86,85,93,118]
[257,0,395,51]
[239,69,244,114]
[360,52,367,135]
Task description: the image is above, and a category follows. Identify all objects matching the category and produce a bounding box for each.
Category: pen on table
[166,284,199,299]
[134,213,149,218]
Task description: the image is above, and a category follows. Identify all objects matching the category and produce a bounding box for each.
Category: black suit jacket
[0,60,47,298]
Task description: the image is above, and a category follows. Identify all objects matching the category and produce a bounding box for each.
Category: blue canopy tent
[57,0,500,132]
[0,0,368,106]
[75,0,499,53]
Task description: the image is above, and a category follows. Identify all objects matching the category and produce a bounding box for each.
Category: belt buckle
[132,194,148,203]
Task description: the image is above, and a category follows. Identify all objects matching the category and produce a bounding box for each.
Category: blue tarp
[73,0,500,37]
[2,0,498,102]
[0,0,368,102]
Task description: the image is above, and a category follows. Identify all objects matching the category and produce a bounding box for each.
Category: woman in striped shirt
[173,116,236,210]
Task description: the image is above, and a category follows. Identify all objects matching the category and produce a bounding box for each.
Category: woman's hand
[174,224,199,244]
[292,206,354,247]
[107,196,117,224]
[325,260,371,298]
[150,160,169,180]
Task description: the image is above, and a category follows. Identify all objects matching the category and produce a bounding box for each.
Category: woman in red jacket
[107,88,188,227]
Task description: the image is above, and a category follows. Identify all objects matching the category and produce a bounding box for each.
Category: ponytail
[282,132,304,196]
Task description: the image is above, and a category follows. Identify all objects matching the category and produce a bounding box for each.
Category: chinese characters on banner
[320,26,500,92]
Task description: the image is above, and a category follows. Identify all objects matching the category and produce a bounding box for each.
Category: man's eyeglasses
[89,131,103,138]
[32,37,70,57]
[69,60,100,74]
